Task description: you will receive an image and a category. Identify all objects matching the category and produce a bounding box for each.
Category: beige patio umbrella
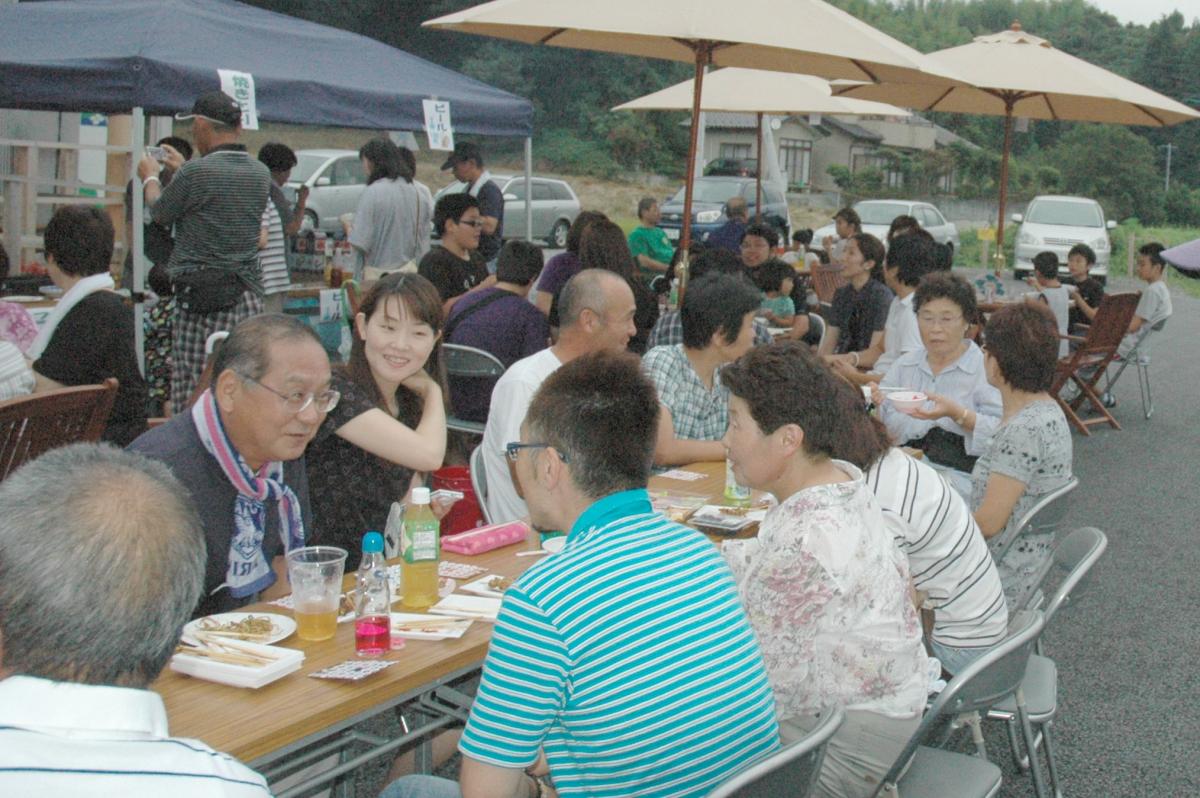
[613,67,910,224]
[423,0,960,265]
[834,23,1200,267]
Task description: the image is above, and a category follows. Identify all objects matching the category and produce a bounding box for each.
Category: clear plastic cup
[285,546,347,641]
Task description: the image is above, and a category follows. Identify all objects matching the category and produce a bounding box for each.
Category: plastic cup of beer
[285,546,347,641]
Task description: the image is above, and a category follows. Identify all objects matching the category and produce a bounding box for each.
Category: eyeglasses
[239,374,340,415]
[456,219,485,229]
[504,442,569,463]
[917,314,964,328]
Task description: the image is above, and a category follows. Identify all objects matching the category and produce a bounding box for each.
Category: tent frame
[2,111,535,375]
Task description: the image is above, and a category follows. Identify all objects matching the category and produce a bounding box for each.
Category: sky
[1083,0,1197,26]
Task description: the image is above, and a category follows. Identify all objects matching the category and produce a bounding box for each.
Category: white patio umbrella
[834,23,1200,268]
[613,67,910,225]
[423,0,960,272]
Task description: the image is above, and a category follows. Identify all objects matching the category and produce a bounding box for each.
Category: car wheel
[548,219,570,249]
[302,210,318,232]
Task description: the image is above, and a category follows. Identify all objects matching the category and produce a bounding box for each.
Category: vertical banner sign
[423,100,454,151]
[218,69,259,130]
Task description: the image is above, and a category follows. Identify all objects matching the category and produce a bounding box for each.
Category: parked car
[1012,195,1115,281]
[435,175,582,247]
[813,199,960,256]
[656,176,791,245]
[288,149,366,234]
[704,158,759,177]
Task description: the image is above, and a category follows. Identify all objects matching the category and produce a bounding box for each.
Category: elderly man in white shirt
[480,270,637,523]
[0,444,270,797]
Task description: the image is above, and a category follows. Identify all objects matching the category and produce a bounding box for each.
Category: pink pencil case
[442,521,529,555]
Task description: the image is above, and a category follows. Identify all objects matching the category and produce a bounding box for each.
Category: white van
[1012,195,1116,281]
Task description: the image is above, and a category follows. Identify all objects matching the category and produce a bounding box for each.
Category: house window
[719,143,752,160]
[851,151,903,188]
[779,139,811,186]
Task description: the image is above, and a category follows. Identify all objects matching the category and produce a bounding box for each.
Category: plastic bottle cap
[362,531,384,554]
[411,487,431,505]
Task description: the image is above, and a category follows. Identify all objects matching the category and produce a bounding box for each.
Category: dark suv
[656,177,790,245]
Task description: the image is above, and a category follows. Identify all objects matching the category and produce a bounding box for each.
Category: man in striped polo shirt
[0,444,270,797]
[382,352,779,798]
[138,91,271,413]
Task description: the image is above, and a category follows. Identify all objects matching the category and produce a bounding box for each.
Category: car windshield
[292,154,329,183]
[1026,200,1103,227]
[667,181,746,204]
[855,202,911,225]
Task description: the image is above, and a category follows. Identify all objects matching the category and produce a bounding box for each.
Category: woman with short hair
[972,302,1073,608]
[29,205,147,445]
[878,272,1002,497]
[720,340,926,798]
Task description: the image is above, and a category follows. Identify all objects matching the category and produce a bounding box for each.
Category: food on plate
[717,506,750,516]
[196,615,276,641]
[487,575,513,593]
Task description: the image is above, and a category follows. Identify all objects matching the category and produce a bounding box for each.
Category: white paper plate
[391,612,473,640]
[2,295,42,303]
[459,574,510,599]
[429,594,502,622]
[183,612,296,645]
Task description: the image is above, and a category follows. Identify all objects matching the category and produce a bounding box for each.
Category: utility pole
[1163,143,1174,193]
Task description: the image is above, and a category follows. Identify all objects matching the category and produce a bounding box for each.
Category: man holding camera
[137,90,271,413]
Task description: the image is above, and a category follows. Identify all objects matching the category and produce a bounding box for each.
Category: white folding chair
[469,443,491,525]
[443,343,506,435]
[992,477,1078,611]
[872,610,1048,798]
[987,527,1108,798]
[706,706,843,798]
[1102,316,1167,419]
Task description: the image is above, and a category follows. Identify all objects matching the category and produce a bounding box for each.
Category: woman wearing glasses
[306,273,448,552]
[875,272,1001,498]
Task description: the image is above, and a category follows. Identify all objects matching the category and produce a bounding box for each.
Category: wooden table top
[157,462,752,764]
[155,530,544,764]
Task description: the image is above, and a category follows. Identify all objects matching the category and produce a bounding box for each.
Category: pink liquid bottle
[354,532,391,657]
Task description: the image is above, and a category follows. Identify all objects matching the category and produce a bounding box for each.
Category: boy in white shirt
[1029,251,1071,357]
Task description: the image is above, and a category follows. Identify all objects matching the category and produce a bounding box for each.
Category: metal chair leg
[1041,719,1064,798]
[1005,717,1026,770]
[1138,362,1153,419]
[1016,688,1050,798]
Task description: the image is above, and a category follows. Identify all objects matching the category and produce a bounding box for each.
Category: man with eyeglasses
[420,193,495,317]
[380,352,778,798]
[129,314,335,618]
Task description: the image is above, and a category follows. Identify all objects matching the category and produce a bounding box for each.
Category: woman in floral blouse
[721,341,927,798]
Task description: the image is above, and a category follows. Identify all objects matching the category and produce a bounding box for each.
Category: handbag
[906,426,978,473]
[174,269,246,314]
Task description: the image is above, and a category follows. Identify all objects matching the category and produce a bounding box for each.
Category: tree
[1051,126,1165,223]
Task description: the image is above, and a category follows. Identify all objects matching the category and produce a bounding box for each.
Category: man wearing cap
[442,142,504,273]
[137,90,272,414]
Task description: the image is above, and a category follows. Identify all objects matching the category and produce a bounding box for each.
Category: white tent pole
[130,106,146,377]
[523,136,532,242]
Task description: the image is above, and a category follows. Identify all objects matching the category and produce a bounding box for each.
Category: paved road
[955,270,1200,796]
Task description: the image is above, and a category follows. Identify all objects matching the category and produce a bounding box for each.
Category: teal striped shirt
[459,489,779,797]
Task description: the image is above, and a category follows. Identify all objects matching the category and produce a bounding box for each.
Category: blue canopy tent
[0,0,533,135]
[0,0,534,369]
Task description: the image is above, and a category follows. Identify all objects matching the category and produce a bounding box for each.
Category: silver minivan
[1012,195,1116,280]
[435,175,582,247]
